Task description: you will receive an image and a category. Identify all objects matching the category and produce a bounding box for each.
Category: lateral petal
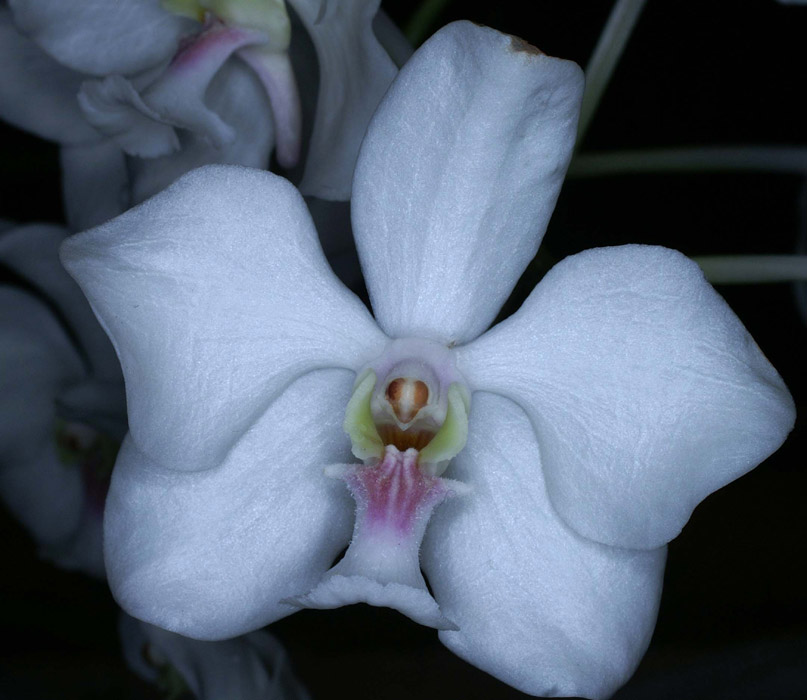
[61,165,386,472]
[105,370,355,639]
[457,246,795,549]
[422,392,666,700]
[352,21,583,344]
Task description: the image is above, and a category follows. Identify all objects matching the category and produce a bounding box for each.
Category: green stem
[569,146,807,177]
[577,0,647,147]
[693,255,807,284]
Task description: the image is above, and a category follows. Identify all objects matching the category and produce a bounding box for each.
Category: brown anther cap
[386,378,430,425]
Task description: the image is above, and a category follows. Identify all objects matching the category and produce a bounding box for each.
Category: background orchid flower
[62,20,795,699]
[0,223,124,576]
[0,223,312,700]
[120,613,312,700]
[0,0,405,231]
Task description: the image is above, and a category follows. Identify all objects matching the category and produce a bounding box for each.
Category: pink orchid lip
[288,445,469,629]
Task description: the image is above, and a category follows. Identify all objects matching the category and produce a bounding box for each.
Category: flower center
[343,338,470,472]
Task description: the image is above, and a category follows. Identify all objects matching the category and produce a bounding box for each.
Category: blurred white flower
[0,0,404,230]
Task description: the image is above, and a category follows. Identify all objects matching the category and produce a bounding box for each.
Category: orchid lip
[287,445,469,629]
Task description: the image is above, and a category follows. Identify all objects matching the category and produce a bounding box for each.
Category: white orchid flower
[0,0,403,230]
[61,21,795,699]
[0,224,124,576]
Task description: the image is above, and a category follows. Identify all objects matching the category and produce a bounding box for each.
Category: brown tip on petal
[509,35,544,56]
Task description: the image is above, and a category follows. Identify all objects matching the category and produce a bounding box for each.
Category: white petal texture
[0,288,85,546]
[61,165,386,473]
[290,0,398,200]
[0,224,120,381]
[0,7,100,144]
[422,392,666,700]
[457,245,796,550]
[352,21,583,344]
[105,370,355,639]
[8,0,192,76]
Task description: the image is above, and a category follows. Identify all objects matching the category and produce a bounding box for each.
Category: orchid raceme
[0,0,402,230]
[61,21,795,700]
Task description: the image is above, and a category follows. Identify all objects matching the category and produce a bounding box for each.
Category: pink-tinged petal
[238,47,301,168]
[458,246,795,550]
[129,59,274,204]
[0,7,100,144]
[105,370,355,639]
[77,24,272,159]
[293,446,467,629]
[352,22,583,344]
[290,0,398,200]
[60,139,131,231]
[0,288,85,546]
[422,392,666,700]
[61,165,386,474]
[120,614,312,700]
[0,224,121,382]
[8,0,192,76]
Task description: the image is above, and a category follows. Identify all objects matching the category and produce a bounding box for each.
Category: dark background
[1,1,805,698]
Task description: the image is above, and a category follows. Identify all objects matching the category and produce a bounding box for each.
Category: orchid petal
[352,21,583,344]
[422,392,666,700]
[105,370,355,639]
[237,46,302,168]
[61,165,386,473]
[120,616,312,700]
[458,246,795,550]
[77,75,181,158]
[128,59,274,204]
[8,0,192,76]
[290,0,398,200]
[60,139,131,231]
[0,8,99,144]
[0,224,121,382]
[0,288,85,546]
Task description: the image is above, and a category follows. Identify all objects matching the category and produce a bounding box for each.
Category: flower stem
[569,147,807,177]
[693,255,807,284]
[577,0,647,147]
